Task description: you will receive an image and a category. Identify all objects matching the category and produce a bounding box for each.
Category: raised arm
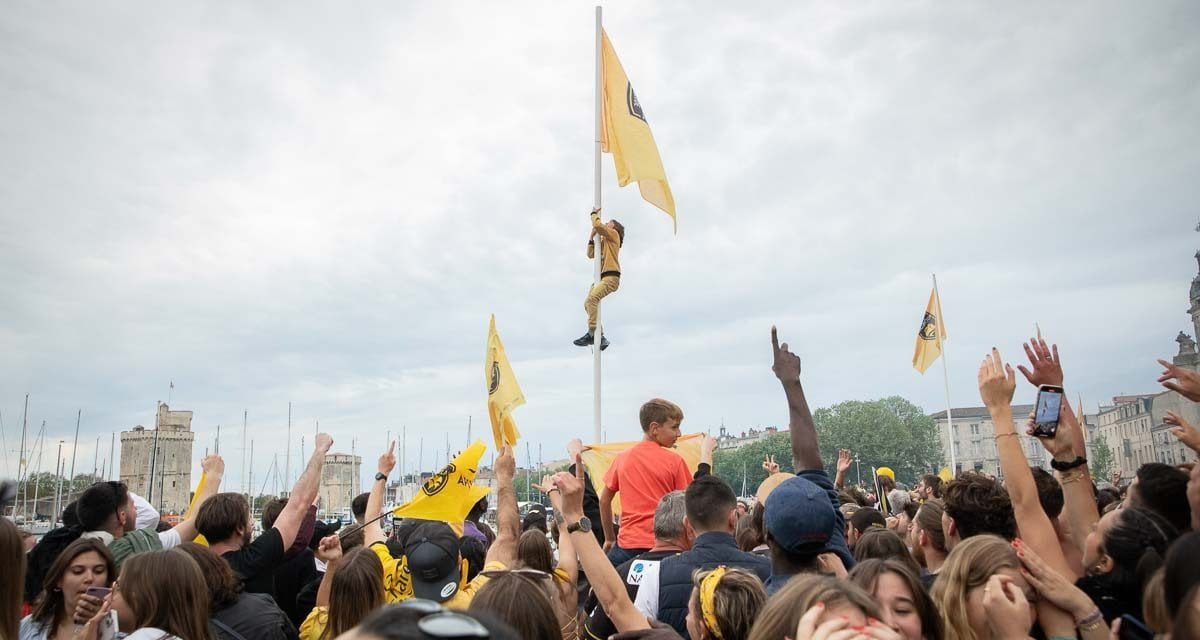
[534,474,578,619]
[365,441,395,548]
[590,209,618,244]
[598,486,616,552]
[274,433,333,549]
[1018,337,1098,562]
[314,534,343,608]
[484,444,519,566]
[834,449,852,490]
[173,455,224,541]
[772,326,821,471]
[979,348,1077,638]
[556,457,650,633]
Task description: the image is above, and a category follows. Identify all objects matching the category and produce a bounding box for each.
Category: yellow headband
[699,566,728,640]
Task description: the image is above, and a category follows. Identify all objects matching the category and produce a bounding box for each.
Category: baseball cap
[404,522,462,602]
[849,507,887,534]
[763,476,835,555]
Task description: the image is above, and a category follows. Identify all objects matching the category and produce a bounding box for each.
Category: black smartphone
[1032,384,1064,438]
[1117,614,1154,640]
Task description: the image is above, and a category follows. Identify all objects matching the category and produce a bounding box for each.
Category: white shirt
[630,558,663,620]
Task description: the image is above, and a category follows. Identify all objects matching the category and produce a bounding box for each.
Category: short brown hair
[942,473,1016,541]
[639,398,683,432]
[195,493,250,544]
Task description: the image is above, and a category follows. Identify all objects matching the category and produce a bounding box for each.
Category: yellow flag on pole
[393,440,487,523]
[485,315,524,449]
[600,29,676,229]
[184,471,209,546]
[913,287,947,374]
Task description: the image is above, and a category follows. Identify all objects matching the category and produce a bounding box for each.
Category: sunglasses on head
[396,599,490,638]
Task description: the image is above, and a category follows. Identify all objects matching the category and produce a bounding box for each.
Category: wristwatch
[566,516,592,534]
[375,472,388,482]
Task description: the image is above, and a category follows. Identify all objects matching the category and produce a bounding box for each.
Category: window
[970,424,980,435]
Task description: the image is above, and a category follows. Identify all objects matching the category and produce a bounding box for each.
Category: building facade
[320,453,362,515]
[930,405,1041,478]
[120,403,195,514]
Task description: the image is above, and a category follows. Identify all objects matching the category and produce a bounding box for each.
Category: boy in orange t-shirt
[600,398,693,566]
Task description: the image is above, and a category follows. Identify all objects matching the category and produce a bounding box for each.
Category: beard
[912,542,927,568]
[242,527,253,546]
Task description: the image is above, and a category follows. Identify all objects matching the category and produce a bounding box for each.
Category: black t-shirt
[272,548,319,627]
[584,549,679,640]
[222,527,286,595]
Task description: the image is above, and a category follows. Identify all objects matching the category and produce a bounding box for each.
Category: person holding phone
[19,538,116,640]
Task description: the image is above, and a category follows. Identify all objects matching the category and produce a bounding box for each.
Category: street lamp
[854,455,862,487]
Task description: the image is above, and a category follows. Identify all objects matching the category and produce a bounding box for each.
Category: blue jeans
[606,544,649,567]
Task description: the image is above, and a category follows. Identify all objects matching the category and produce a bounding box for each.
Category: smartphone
[1032,385,1064,438]
[85,586,111,599]
[1117,614,1154,640]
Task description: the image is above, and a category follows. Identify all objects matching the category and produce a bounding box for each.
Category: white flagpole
[592,5,604,444]
[933,273,956,475]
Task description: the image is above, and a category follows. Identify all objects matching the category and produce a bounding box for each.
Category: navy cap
[763,475,836,555]
[404,522,462,602]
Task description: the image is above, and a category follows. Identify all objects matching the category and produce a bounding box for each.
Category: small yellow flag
[600,29,676,229]
[393,440,487,523]
[912,287,947,374]
[485,315,524,449]
[185,472,209,546]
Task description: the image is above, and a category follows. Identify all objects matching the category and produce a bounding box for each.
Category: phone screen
[1035,389,1062,424]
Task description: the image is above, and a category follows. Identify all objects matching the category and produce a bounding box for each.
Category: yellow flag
[578,433,704,516]
[912,287,947,373]
[393,440,487,523]
[485,315,524,449]
[600,29,676,229]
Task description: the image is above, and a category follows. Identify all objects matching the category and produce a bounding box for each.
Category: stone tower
[319,453,362,516]
[1189,251,1200,345]
[120,404,195,515]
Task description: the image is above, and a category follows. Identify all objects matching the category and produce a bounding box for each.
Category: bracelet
[1059,469,1086,485]
[994,433,1018,440]
[1051,456,1088,472]
[547,487,559,494]
[1077,608,1103,631]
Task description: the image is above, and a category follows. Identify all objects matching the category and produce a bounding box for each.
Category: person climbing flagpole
[579,6,677,443]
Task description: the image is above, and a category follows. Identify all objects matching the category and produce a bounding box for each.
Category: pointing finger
[771,325,780,354]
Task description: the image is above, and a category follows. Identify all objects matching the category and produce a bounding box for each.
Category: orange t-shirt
[603,439,692,549]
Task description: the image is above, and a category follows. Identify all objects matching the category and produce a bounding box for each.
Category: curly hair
[942,473,1016,542]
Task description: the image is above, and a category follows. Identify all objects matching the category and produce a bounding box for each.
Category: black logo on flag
[422,463,456,497]
[627,82,646,122]
[488,361,500,395]
[918,312,938,341]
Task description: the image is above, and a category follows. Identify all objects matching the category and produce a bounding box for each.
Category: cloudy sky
[2,2,1198,493]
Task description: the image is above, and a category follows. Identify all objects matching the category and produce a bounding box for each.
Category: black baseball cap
[404,522,462,602]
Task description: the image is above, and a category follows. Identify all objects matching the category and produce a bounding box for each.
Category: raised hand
[70,597,112,640]
[201,454,225,476]
[315,433,334,453]
[1023,411,1074,460]
[496,444,516,481]
[315,534,342,564]
[770,326,801,383]
[701,435,718,459]
[1165,411,1200,453]
[1159,358,1200,401]
[553,454,586,521]
[1017,337,1063,387]
[836,449,853,474]
[567,438,587,459]
[378,440,396,476]
[978,348,1017,410]
[762,454,780,475]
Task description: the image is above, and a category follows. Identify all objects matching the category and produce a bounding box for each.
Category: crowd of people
[4,327,1200,640]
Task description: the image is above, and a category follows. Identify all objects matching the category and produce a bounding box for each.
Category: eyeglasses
[396,599,490,638]
[479,568,551,581]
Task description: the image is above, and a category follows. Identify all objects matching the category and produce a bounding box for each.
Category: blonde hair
[1143,569,1170,633]
[746,574,880,640]
[931,535,1020,640]
[689,567,766,640]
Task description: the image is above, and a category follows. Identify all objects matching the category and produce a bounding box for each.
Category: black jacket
[656,532,771,638]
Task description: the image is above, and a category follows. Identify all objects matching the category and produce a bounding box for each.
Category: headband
[699,566,729,640]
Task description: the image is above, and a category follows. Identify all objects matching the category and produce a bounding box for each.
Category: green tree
[812,397,943,485]
[713,396,943,497]
[1088,437,1114,481]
